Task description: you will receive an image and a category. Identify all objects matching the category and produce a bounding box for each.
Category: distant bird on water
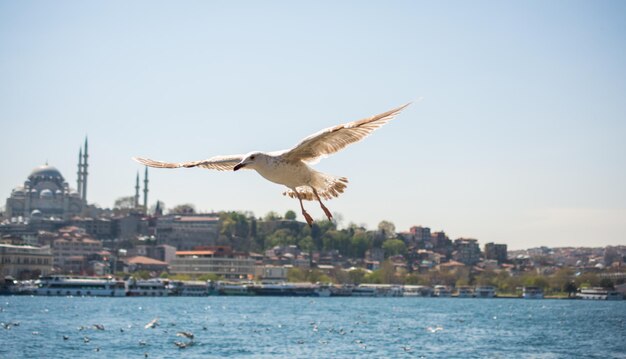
[144,318,159,329]
[134,103,411,226]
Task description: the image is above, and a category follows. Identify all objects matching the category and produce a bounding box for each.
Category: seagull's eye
[250,156,255,160]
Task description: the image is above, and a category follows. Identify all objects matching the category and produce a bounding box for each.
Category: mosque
[4,138,151,222]
[5,139,91,221]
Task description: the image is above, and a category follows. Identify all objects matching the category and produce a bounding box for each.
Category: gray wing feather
[282,103,411,163]
[133,154,245,171]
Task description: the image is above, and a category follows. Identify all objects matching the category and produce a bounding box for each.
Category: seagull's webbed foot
[302,211,314,227]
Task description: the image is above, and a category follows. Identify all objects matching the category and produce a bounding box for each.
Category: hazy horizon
[1,1,625,250]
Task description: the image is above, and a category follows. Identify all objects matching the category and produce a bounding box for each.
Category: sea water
[0,296,624,358]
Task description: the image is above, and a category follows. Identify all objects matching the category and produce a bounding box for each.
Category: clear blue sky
[1,1,625,249]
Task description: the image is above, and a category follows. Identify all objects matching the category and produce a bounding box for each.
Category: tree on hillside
[284,210,297,220]
[364,260,398,284]
[549,267,575,293]
[377,220,396,239]
[219,211,252,250]
[474,270,498,286]
[298,236,315,253]
[347,268,368,284]
[322,230,351,256]
[350,232,371,259]
[266,228,297,248]
[382,239,406,257]
[264,211,282,221]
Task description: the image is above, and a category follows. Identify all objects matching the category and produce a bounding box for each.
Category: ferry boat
[403,285,432,297]
[215,281,255,296]
[578,287,623,300]
[168,280,209,296]
[355,284,403,297]
[35,275,126,297]
[180,281,210,296]
[456,286,474,298]
[126,278,168,296]
[246,281,330,297]
[522,286,544,299]
[329,284,353,296]
[350,285,377,297]
[434,285,452,297]
[252,282,304,296]
[314,283,332,297]
[475,286,496,298]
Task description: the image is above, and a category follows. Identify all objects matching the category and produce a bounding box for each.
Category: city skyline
[1,2,625,250]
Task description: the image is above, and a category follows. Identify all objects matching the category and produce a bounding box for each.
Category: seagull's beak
[233,163,245,171]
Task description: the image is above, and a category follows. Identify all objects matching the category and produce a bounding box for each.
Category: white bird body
[134,103,411,225]
[249,153,312,188]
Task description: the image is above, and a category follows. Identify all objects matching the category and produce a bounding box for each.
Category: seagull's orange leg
[294,190,314,226]
[311,187,333,221]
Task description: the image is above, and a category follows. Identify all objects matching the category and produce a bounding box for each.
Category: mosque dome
[40,189,53,198]
[28,165,65,182]
[31,209,42,217]
[12,186,25,195]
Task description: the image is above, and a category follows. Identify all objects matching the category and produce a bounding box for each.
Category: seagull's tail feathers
[283,174,348,201]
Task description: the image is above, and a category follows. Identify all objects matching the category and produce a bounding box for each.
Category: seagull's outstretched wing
[282,103,411,163]
[133,154,246,171]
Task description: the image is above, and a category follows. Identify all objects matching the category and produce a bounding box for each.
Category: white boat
[403,285,432,297]
[578,287,623,300]
[176,281,209,296]
[387,285,404,297]
[355,284,402,297]
[35,275,126,297]
[252,281,313,296]
[126,278,168,296]
[475,286,496,298]
[330,284,354,297]
[434,285,452,297]
[456,286,474,298]
[215,281,255,296]
[314,283,332,297]
[523,286,544,299]
[351,285,377,297]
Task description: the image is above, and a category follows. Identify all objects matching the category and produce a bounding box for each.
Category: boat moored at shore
[35,275,126,297]
[403,285,433,297]
[523,286,544,299]
[434,285,452,297]
[475,286,496,298]
[126,278,168,297]
[456,286,474,298]
[578,287,623,300]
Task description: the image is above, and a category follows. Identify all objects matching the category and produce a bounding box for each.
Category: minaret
[134,172,140,208]
[77,147,83,199]
[143,166,149,213]
[154,200,162,216]
[81,137,89,203]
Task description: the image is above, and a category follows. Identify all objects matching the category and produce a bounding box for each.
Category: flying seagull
[134,103,411,226]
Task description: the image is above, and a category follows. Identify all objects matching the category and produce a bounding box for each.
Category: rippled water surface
[0,296,625,358]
